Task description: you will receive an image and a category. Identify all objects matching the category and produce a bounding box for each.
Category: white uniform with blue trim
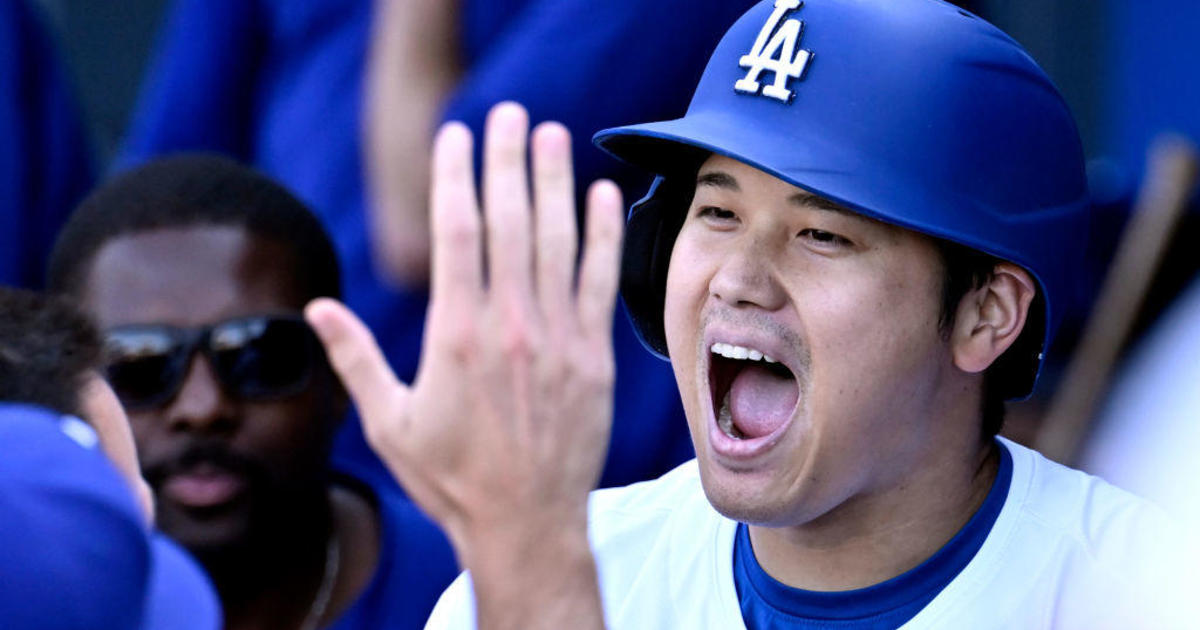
[425,438,1195,629]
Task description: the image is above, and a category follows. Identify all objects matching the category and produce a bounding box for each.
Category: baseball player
[307,0,1197,628]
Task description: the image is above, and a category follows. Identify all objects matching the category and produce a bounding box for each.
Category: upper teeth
[711,342,776,363]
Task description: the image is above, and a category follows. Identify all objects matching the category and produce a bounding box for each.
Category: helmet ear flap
[620,175,697,360]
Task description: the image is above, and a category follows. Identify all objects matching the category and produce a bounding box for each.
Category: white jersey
[425,438,1196,629]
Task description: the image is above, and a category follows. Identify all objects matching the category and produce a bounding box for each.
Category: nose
[165,353,239,435]
[708,239,788,311]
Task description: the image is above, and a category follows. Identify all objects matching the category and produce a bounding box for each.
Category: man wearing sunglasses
[48,154,459,630]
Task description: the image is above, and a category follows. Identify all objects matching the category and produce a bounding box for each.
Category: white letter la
[734,0,813,103]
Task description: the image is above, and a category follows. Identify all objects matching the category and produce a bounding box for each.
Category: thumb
[305,298,410,438]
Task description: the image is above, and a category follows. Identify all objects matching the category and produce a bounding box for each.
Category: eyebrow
[789,191,856,216]
[696,171,740,191]
[696,170,858,217]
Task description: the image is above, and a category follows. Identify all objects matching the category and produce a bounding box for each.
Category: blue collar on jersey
[733,440,1014,628]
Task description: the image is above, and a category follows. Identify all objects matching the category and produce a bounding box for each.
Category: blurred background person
[48,154,459,630]
[113,0,764,490]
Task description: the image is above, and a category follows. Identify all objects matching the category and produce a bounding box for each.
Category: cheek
[662,288,692,362]
[125,413,166,462]
[663,280,698,415]
[804,273,945,412]
[126,413,156,441]
[662,234,710,353]
[242,399,333,461]
[662,236,713,433]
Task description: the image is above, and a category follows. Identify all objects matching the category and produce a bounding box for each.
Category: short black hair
[0,287,102,418]
[934,239,1045,437]
[47,153,341,304]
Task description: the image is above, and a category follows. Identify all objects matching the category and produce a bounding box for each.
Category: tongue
[729,364,798,439]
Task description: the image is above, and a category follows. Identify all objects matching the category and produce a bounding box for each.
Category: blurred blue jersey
[0,0,93,289]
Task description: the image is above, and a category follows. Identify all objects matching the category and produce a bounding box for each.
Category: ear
[950,263,1036,374]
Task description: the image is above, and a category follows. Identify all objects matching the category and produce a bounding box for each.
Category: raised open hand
[306,103,623,574]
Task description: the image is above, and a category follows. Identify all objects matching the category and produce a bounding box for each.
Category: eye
[797,228,853,247]
[696,205,737,222]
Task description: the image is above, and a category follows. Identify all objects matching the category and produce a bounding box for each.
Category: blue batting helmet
[594,0,1090,399]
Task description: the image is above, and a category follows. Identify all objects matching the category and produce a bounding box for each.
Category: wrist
[454,505,590,574]
[459,515,601,630]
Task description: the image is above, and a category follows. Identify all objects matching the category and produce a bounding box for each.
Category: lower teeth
[717,391,745,440]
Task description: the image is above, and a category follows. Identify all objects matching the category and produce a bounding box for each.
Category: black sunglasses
[103,315,320,410]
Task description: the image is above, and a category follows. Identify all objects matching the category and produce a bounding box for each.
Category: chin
[695,458,812,528]
[156,503,254,556]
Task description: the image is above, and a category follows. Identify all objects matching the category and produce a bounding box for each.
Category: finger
[304,298,410,430]
[482,102,534,303]
[576,180,625,335]
[531,121,578,320]
[429,121,484,322]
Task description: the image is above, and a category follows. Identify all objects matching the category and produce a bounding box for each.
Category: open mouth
[709,342,799,441]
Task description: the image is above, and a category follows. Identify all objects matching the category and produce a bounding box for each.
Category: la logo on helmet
[734,0,814,103]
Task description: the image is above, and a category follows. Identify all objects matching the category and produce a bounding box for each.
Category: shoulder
[587,458,707,532]
[950,439,1197,627]
[423,575,476,630]
[585,459,718,570]
[585,460,735,587]
[909,441,1198,628]
[1003,438,1180,555]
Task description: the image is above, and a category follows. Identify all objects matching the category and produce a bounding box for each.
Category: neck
[202,488,335,630]
[750,429,999,592]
